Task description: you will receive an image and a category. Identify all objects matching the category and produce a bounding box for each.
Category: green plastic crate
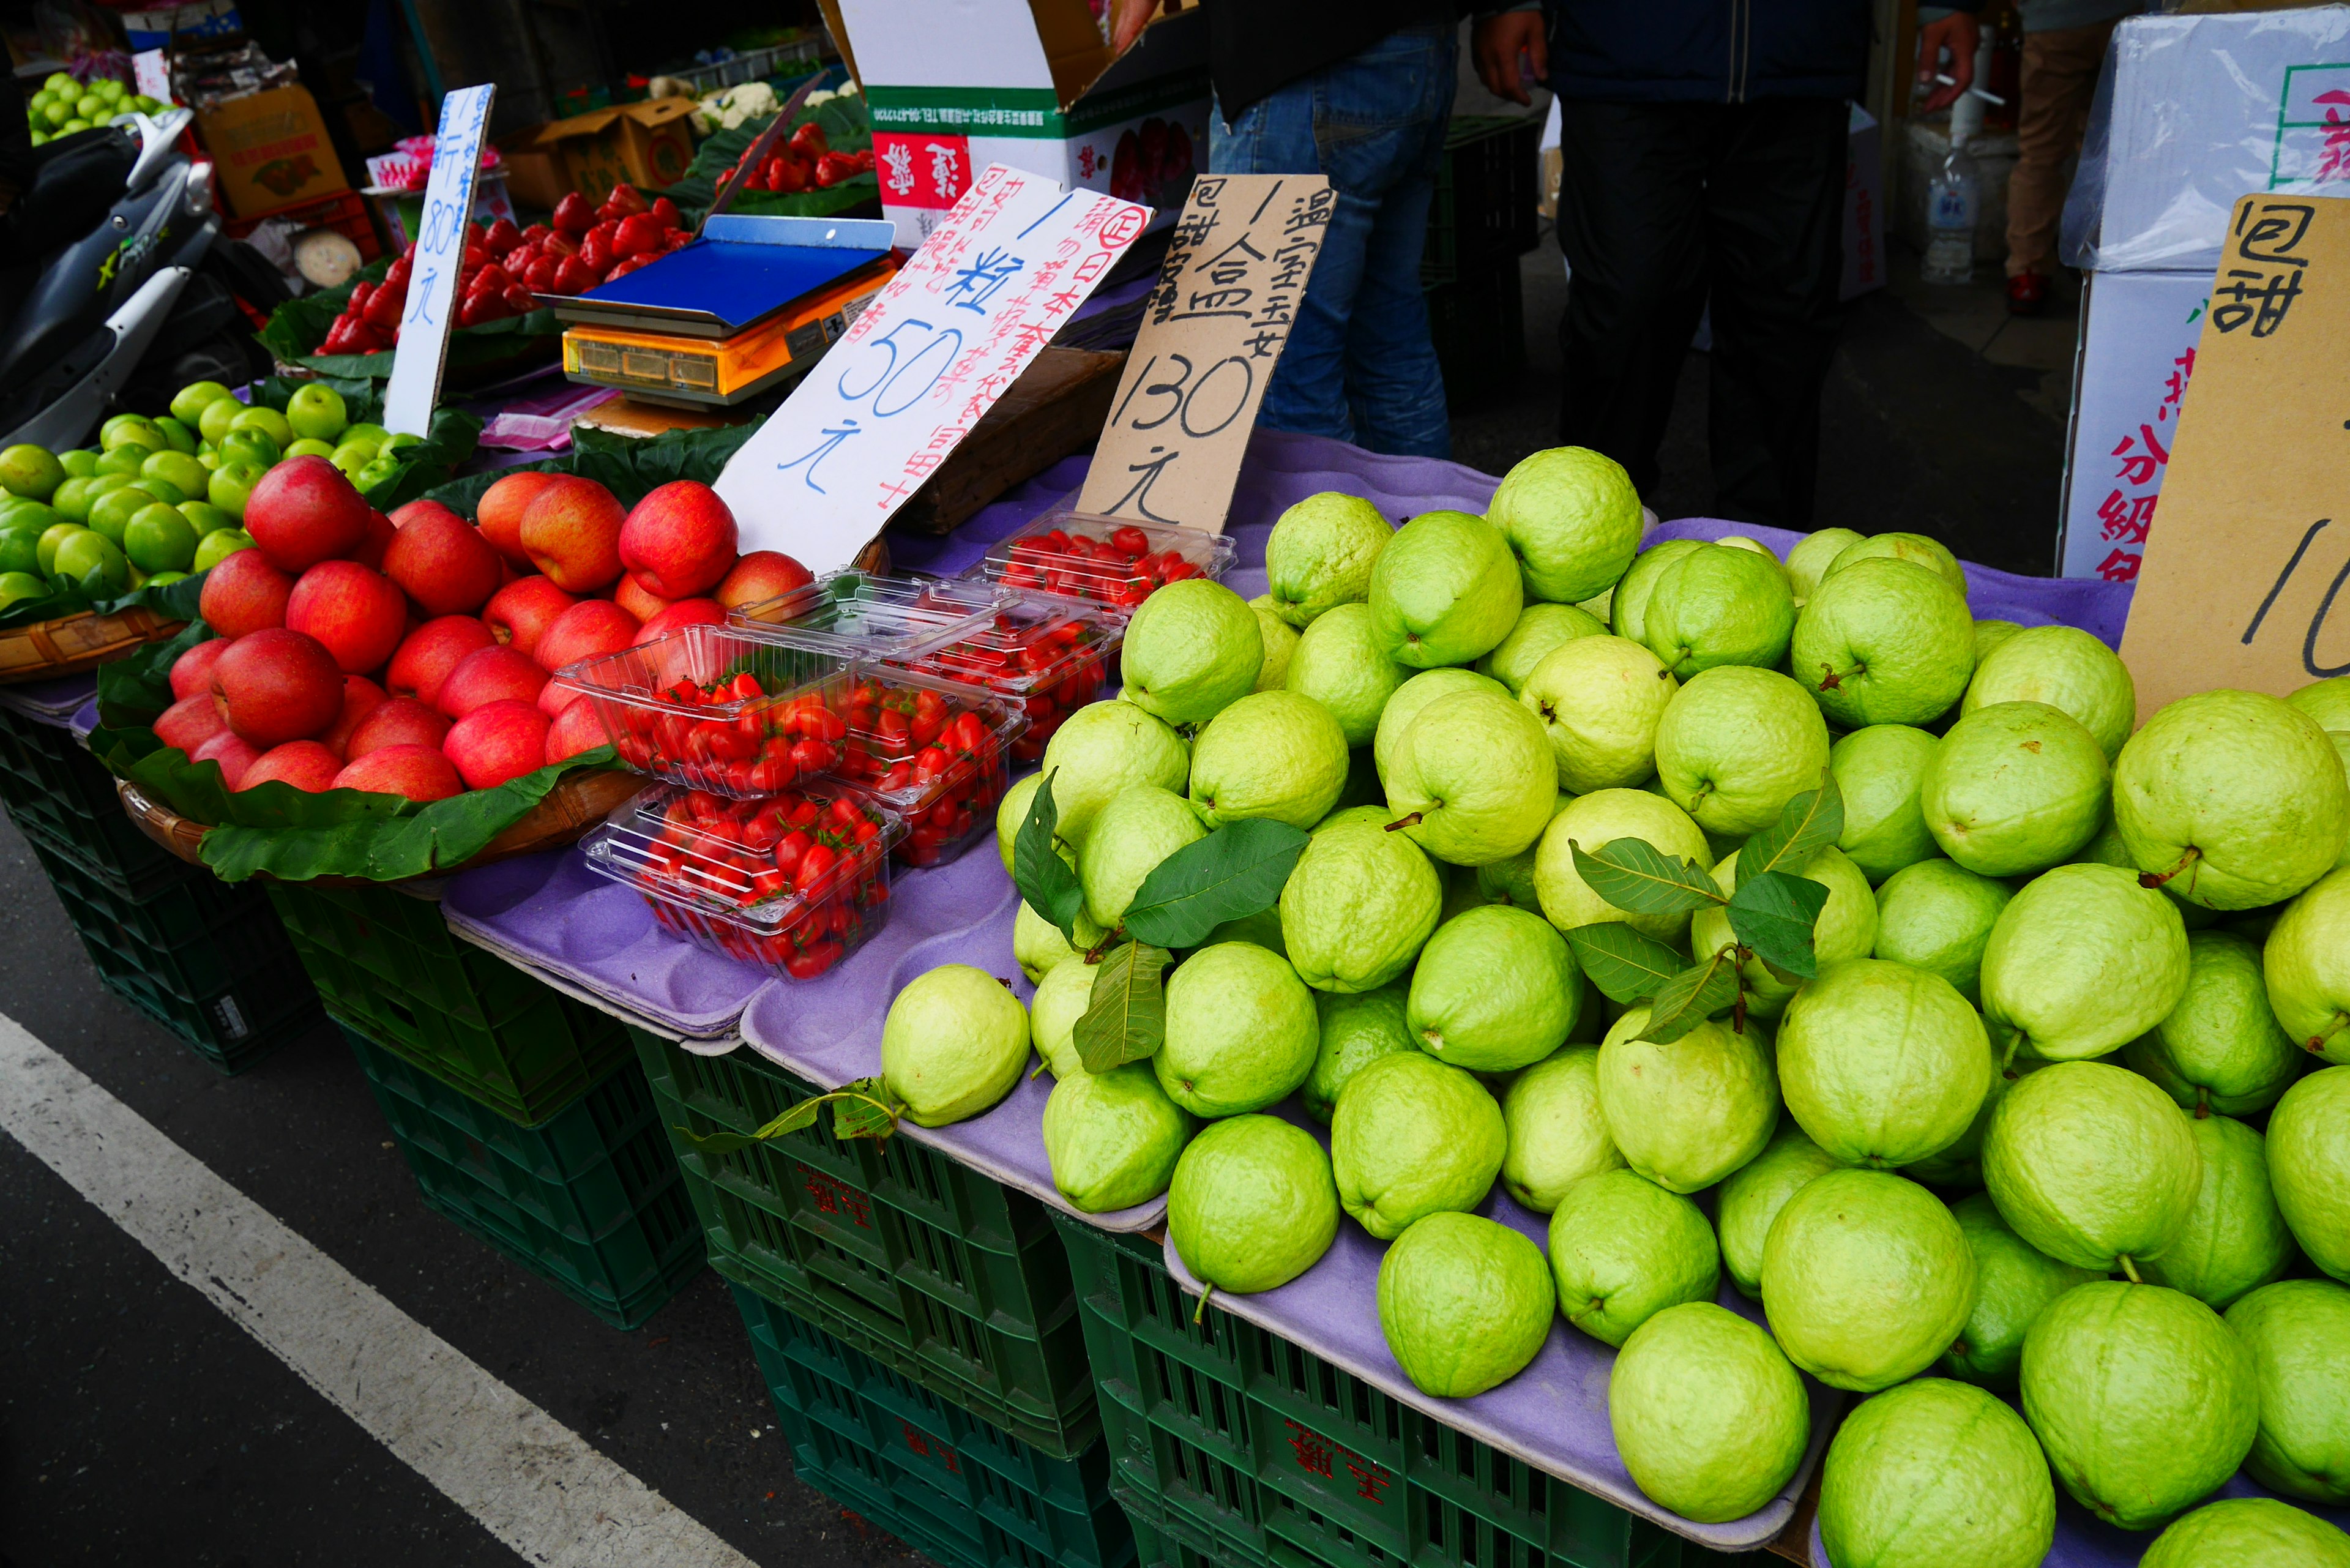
[346,1025,704,1329]
[1423,113,1542,283]
[1056,1217,1686,1568]
[733,1284,1132,1568]
[634,1025,1099,1458]
[0,707,192,900]
[267,880,556,1030]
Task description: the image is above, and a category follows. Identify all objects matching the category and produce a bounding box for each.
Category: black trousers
[1555,98,1849,526]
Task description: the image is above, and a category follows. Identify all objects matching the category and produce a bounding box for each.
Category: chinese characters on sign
[2061,272,2210,581]
[1073,174,1333,532]
[2212,200,2314,338]
[873,132,973,234]
[715,164,1151,569]
[1281,1419,1393,1503]
[382,83,494,438]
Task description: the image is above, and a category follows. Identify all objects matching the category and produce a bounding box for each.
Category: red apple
[286,560,405,676]
[635,597,726,644]
[384,502,502,615]
[611,572,671,623]
[438,645,548,718]
[155,692,227,753]
[333,743,463,802]
[715,549,814,612]
[442,699,550,791]
[192,730,261,789]
[534,597,638,674]
[482,575,575,657]
[619,480,738,599]
[544,697,608,764]
[537,676,586,717]
[345,697,451,760]
[316,675,387,758]
[518,475,625,591]
[199,548,294,638]
[386,615,496,706]
[244,455,371,573]
[239,740,343,793]
[169,637,231,702]
[476,471,561,566]
[209,627,345,747]
[350,508,397,572]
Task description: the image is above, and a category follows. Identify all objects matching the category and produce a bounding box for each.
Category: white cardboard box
[2057,269,2211,581]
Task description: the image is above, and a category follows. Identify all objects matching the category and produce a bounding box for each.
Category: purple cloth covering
[0,671,99,726]
[70,700,97,740]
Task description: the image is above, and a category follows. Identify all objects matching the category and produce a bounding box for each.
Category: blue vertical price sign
[715,163,1152,571]
[382,83,496,439]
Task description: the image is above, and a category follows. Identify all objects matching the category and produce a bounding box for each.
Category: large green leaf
[1121,819,1310,950]
[671,1075,899,1152]
[1570,837,1725,916]
[1737,769,1845,888]
[0,562,208,633]
[1726,870,1830,980]
[94,617,202,728]
[1564,922,1687,1004]
[1074,940,1171,1073]
[1012,769,1086,946]
[1640,949,1740,1044]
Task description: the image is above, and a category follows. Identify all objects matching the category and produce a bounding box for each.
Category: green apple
[92,443,151,477]
[0,443,65,501]
[177,501,234,537]
[354,456,400,493]
[0,570,45,610]
[192,528,255,570]
[342,421,391,447]
[52,529,127,594]
[129,476,187,507]
[218,430,277,471]
[379,431,423,455]
[84,485,150,545]
[122,504,197,573]
[35,522,83,575]
[0,526,39,575]
[169,380,234,427]
[150,415,196,454]
[197,395,242,446]
[328,440,378,476]
[56,449,98,478]
[206,461,264,521]
[282,437,336,461]
[140,448,209,498]
[99,414,162,453]
[284,381,349,442]
[227,405,294,449]
[195,449,220,471]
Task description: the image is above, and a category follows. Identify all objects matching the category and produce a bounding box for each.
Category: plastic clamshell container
[823,668,1029,869]
[887,594,1123,766]
[563,623,855,798]
[727,570,1013,660]
[580,782,904,982]
[964,508,1236,613]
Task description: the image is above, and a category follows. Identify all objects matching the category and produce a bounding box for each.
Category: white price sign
[715,164,1151,571]
[382,84,496,439]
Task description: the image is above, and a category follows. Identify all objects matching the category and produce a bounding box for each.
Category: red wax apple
[155,692,228,753]
[534,597,638,673]
[316,675,387,757]
[518,475,627,591]
[169,637,231,702]
[475,471,562,566]
[209,628,345,747]
[332,743,464,802]
[437,645,548,718]
[199,548,294,638]
[383,502,502,615]
[634,597,726,643]
[482,575,576,657]
[618,480,738,599]
[386,615,497,706]
[442,699,550,790]
[244,455,371,573]
[239,740,343,793]
[611,572,671,623]
[286,560,406,676]
[543,697,608,764]
[192,730,261,789]
[345,697,452,760]
[715,549,815,611]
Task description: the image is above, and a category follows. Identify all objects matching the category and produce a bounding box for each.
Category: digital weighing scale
[543,213,900,408]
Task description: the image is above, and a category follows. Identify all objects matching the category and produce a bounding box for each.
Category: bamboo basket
[0,607,185,684]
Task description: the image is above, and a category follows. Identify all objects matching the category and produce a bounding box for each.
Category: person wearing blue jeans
[1114,2,1461,460]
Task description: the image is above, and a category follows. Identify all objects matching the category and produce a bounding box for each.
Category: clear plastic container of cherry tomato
[886,595,1122,764]
[564,624,856,798]
[727,570,1012,658]
[580,782,904,981]
[823,668,1029,868]
[966,509,1236,613]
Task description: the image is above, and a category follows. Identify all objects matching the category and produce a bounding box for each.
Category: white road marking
[0,1011,758,1568]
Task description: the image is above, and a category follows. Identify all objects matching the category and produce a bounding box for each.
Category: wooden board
[886,346,1126,537]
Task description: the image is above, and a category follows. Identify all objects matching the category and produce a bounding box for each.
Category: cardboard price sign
[1075,174,1332,532]
[382,83,496,438]
[2121,193,2350,715]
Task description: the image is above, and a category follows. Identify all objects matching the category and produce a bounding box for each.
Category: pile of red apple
[152,453,812,805]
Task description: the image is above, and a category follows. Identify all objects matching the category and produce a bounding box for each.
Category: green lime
[56,449,98,478]
[93,443,151,477]
[36,522,84,574]
[0,443,66,500]
[123,504,197,573]
[141,447,209,497]
[228,403,295,449]
[283,437,336,460]
[151,414,196,454]
[192,528,254,570]
[51,529,127,594]
[0,527,40,576]
[177,501,235,537]
[197,396,242,445]
[99,413,162,452]
[85,486,149,545]
[0,570,45,609]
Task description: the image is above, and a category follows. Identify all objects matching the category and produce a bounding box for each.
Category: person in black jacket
[1474,2,1977,525]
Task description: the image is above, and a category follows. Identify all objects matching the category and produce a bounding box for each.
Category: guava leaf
[1726,869,1830,979]
[1640,949,1740,1043]
[1121,818,1310,950]
[1737,768,1845,887]
[830,1077,902,1141]
[1564,922,1687,1004]
[1012,769,1087,945]
[1074,941,1171,1073]
[1570,837,1725,915]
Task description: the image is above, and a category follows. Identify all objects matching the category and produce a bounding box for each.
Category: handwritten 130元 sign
[716,165,1151,570]
[382,83,495,438]
[1076,174,1331,532]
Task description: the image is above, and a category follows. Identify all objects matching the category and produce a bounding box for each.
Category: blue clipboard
[542,214,896,339]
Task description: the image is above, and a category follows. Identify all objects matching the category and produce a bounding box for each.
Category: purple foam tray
[0,671,100,728]
[736,845,1169,1235]
[1157,1103,1841,1554]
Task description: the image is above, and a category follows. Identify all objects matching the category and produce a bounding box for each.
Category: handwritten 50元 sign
[717,165,1151,570]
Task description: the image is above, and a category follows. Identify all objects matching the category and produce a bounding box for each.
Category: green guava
[1974,619,2023,662]
[2139,1113,2297,1310]
[1919,700,2110,877]
[1688,846,1878,1020]
[2020,1280,2259,1530]
[2140,1498,2350,1568]
[1981,1060,2201,1273]
[1903,1056,2040,1189]
[1154,941,1318,1116]
[1166,1114,1339,1293]
[1940,1192,2101,1389]
[1775,957,1993,1168]
[1818,1376,2056,1568]
[1715,1125,1838,1299]
[1280,819,1442,991]
[2124,930,2306,1114]
[1608,1302,1810,1523]
[1264,491,1391,625]
[1042,1062,1193,1212]
[1384,689,1556,865]
[1518,633,1677,793]
[999,772,1047,872]
[1791,556,1976,728]
[1249,594,1300,690]
[1829,724,1942,882]
[1826,531,1969,595]
[1406,904,1583,1070]
[1652,665,1830,837]
[1330,1050,1504,1239]
[1786,527,1864,606]
[1367,508,1523,668]
[2289,675,2350,869]
[1118,578,1264,726]
[1028,955,1094,1077]
[1535,787,1714,943]
[2264,867,2350,1063]
[1610,538,1703,649]
[1641,542,1797,676]
[1079,785,1206,927]
[1547,1167,1719,1347]
[2072,815,2221,930]
[1037,701,1190,846]
[1378,1211,1556,1396]
[1979,863,2190,1062]
[1963,623,2138,761]
[1477,600,1607,693]
[1595,1006,1778,1192]
[880,964,1032,1126]
[2267,1066,2350,1282]
[1373,666,1509,780]
[1285,601,1407,746]
[1013,897,1102,982]
[1185,687,1349,831]
[1301,981,1414,1122]
[1485,445,1644,603]
[2113,689,2350,909]
[1475,793,1574,910]
[1499,1044,1625,1211]
[1759,1168,1975,1392]
[1870,857,2012,1005]
[2225,1277,2350,1504]
[1204,905,1286,957]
